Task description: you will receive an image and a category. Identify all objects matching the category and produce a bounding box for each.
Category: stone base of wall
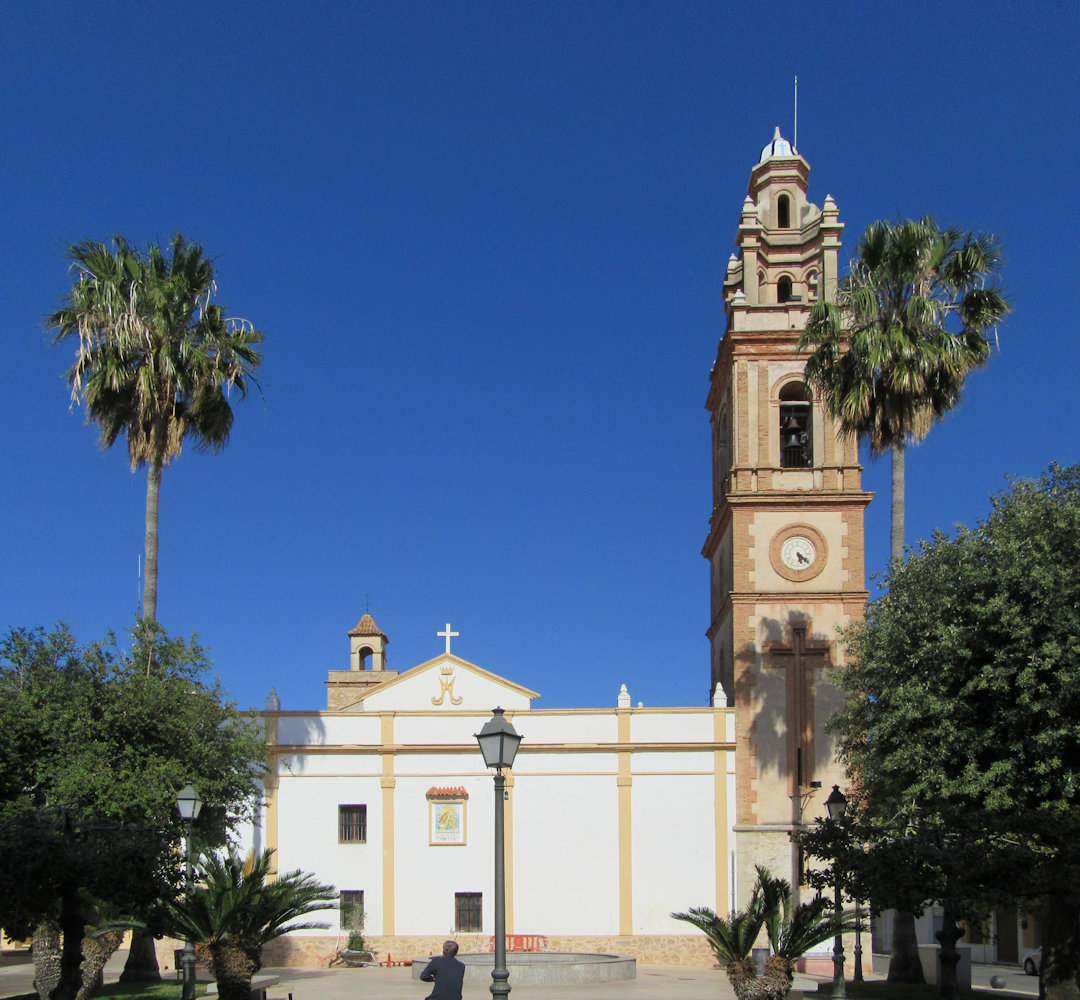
[262,934,715,969]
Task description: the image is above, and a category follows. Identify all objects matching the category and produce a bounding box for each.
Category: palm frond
[167,848,336,950]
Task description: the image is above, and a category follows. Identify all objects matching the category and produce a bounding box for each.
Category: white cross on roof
[437,622,460,655]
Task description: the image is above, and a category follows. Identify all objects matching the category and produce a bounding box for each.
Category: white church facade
[248,131,866,968]
[255,618,733,966]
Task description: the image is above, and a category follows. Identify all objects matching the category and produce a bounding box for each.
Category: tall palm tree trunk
[891,440,905,567]
[143,457,163,622]
[887,436,921,984]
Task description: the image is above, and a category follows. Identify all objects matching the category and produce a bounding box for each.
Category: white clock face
[780,535,816,570]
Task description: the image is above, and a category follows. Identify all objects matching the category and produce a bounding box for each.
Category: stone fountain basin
[410,952,636,985]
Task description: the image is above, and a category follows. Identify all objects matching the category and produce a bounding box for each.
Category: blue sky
[2,2,1076,713]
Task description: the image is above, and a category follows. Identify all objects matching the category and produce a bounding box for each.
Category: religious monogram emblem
[432,662,463,706]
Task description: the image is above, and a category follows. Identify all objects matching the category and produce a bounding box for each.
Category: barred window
[340,889,364,929]
[339,804,367,843]
[455,892,482,933]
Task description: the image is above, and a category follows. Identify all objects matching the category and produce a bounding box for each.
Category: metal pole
[853,898,864,982]
[491,769,510,1000]
[181,820,197,1000]
[832,878,846,998]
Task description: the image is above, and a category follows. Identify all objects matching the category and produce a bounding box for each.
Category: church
[249,130,869,967]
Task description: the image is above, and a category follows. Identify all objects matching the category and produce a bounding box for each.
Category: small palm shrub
[168,849,336,1000]
[674,866,856,1000]
[670,901,764,999]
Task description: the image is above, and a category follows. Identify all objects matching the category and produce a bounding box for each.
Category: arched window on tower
[777,276,793,303]
[779,382,813,467]
[713,406,731,504]
[777,193,791,229]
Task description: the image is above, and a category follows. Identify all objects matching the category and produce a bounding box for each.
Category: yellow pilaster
[381,714,395,935]
[505,772,515,935]
[264,713,279,877]
[714,708,730,913]
[617,709,633,935]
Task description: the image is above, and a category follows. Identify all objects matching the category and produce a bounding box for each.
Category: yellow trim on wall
[264,713,280,876]
[618,709,633,936]
[713,709,729,914]
[506,772,515,935]
[381,714,396,935]
[270,742,731,756]
[264,760,279,877]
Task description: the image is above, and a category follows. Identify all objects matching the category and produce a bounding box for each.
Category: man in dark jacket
[419,940,466,1000]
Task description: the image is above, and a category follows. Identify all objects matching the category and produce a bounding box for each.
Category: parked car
[1024,947,1042,975]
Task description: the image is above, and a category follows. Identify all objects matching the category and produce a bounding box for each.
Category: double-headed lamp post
[175,783,204,1000]
[475,708,522,1000]
[825,785,848,999]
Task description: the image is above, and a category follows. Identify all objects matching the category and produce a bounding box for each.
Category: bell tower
[703,129,870,900]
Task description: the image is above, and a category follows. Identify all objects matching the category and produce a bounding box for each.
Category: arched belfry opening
[779,381,813,467]
[777,193,791,229]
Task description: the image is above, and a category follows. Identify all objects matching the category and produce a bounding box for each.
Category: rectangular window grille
[339,804,367,843]
[455,891,482,933]
[340,889,364,930]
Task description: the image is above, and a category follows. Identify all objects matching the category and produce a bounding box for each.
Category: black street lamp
[175,783,203,1000]
[825,785,848,998]
[853,895,864,983]
[475,708,522,1000]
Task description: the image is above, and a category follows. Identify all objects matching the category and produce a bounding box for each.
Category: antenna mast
[794,75,798,151]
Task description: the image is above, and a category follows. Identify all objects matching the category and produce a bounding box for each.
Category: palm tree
[799,217,1008,566]
[49,235,263,621]
[168,849,336,1000]
[755,867,856,990]
[800,218,1007,981]
[670,901,765,1000]
[674,866,852,1000]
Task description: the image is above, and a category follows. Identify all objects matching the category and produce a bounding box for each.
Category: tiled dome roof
[348,613,387,638]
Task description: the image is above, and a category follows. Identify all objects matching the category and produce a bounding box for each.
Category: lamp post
[853,895,864,983]
[175,783,203,1000]
[475,708,522,1000]
[825,785,848,999]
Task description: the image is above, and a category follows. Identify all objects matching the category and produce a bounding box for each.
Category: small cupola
[759,126,795,163]
[348,613,389,672]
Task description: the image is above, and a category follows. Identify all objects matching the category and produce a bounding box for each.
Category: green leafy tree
[0,622,266,1000]
[167,849,336,1000]
[0,809,170,1000]
[48,235,263,622]
[799,217,1008,567]
[823,465,1080,1000]
[794,809,1015,1000]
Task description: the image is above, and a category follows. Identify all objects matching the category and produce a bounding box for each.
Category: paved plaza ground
[0,950,1039,1000]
